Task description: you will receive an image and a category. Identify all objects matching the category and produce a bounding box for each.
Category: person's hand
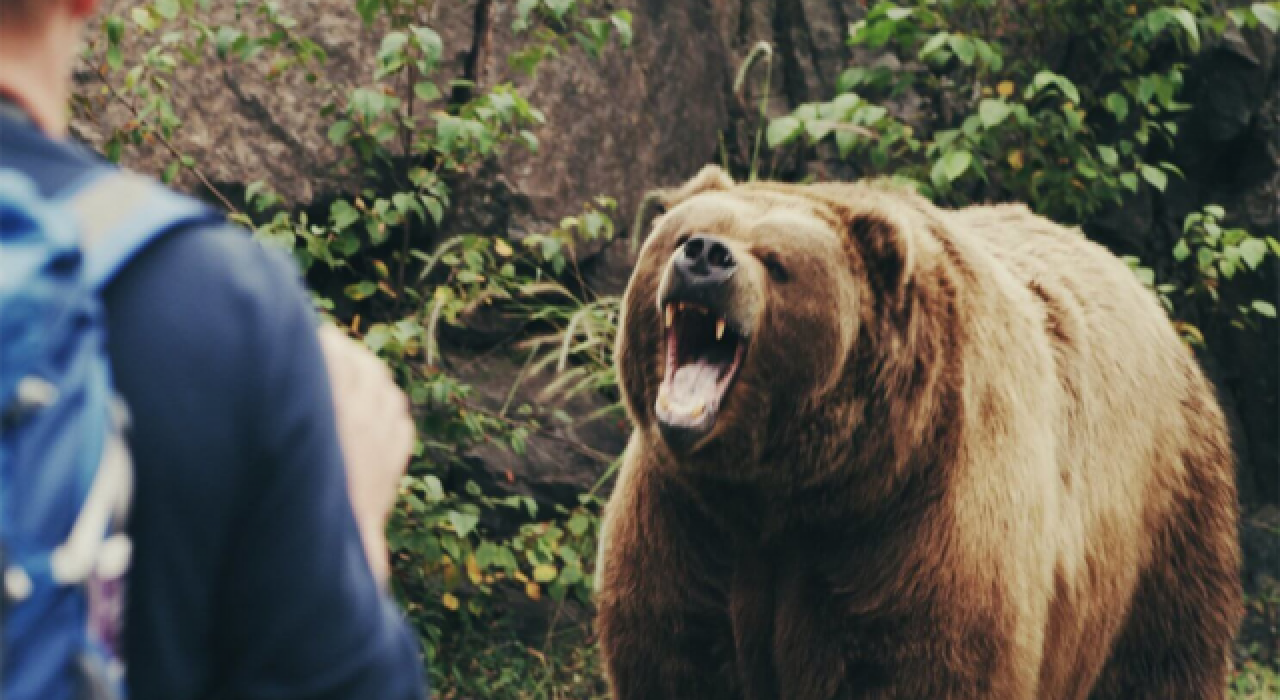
[317,323,415,583]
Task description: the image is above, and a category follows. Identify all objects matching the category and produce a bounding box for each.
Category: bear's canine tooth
[715,319,726,340]
[665,305,675,328]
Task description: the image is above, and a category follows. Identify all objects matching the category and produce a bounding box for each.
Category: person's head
[0,0,101,137]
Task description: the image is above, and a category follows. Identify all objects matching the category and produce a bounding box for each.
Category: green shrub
[79,0,629,695]
[752,0,1280,344]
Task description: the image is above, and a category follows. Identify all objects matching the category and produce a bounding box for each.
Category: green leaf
[948,35,976,65]
[567,513,589,536]
[1197,247,1215,271]
[423,196,444,224]
[1104,93,1129,122]
[918,32,950,60]
[1252,300,1276,318]
[886,6,913,20]
[105,16,126,45]
[154,0,181,20]
[978,99,1011,128]
[1097,145,1119,167]
[1140,164,1168,192]
[331,200,360,231]
[410,25,443,63]
[214,26,242,58]
[1166,8,1201,51]
[449,511,480,538]
[355,0,381,24]
[939,150,972,182]
[327,119,354,145]
[1204,204,1226,219]
[611,10,634,47]
[1252,3,1280,32]
[364,323,392,353]
[344,280,377,301]
[1028,71,1080,104]
[131,7,158,31]
[766,116,803,148]
[377,30,408,66]
[1239,238,1269,269]
[1120,173,1139,192]
[1173,240,1191,262]
[836,130,858,158]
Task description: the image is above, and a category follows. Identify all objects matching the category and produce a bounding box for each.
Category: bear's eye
[758,250,789,283]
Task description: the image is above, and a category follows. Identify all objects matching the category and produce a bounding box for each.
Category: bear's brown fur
[595,166,1242,699]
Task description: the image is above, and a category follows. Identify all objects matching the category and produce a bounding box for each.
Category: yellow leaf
[373,260,391,278]
[525,582,541,601]
[494,240,513,257]
[442,593,460,611]
[513,570,528,583]
[466,555,483,585]
[982,86,993,97]
[533,564,558,583]
[1125,4,1137,16]
[997,80,1015,98]
[1007,150,1025,171]
[434,286,450,303]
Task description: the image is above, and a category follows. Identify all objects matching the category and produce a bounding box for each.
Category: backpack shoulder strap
[61,170,226,291]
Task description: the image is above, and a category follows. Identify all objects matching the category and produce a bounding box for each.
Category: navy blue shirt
[0,107,426,700]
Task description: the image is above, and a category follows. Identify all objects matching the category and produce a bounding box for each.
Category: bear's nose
[674,234,737,286]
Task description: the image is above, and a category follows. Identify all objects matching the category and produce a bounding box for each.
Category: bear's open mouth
[655,301,746,450]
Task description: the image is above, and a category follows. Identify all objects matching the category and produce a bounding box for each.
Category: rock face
[73,1,1278,506]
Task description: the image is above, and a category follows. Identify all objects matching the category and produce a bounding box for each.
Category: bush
[79,0,629,695]
[751,0,1279,343]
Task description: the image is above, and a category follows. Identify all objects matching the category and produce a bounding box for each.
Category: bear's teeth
[715,319,726,340]
[665,305,674,328]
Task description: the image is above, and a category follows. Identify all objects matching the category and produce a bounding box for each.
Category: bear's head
[617,166,931,483]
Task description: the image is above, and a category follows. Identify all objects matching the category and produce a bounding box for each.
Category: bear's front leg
[771,559,1038,700]
[596,463,742,700]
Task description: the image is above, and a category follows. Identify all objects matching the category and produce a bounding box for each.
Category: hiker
[0,0,428,698]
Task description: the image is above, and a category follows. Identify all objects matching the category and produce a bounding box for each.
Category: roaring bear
[595,165,1242,699]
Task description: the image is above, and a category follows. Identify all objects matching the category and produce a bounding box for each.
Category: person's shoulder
[104,219,314,377]
[152,222,305,306]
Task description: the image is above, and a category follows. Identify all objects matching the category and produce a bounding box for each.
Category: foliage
[754,0,1280,345]
[77,0,628,695]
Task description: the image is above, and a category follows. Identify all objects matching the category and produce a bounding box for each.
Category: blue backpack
[0,168,221,700]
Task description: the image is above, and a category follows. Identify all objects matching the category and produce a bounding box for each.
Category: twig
[95,65,241,216]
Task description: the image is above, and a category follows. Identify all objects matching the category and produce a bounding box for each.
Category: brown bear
[595,165,1243,699]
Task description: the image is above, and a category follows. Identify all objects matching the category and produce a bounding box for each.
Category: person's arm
[107,225,425,700]
[318,323,416,584]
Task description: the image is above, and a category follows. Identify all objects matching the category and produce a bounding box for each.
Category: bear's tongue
[665,360,723,412]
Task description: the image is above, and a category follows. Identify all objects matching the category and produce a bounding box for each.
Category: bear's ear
[658,164,735,212]
[847,210,915,308]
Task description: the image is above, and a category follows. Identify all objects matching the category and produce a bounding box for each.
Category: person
[0,0,428,697]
